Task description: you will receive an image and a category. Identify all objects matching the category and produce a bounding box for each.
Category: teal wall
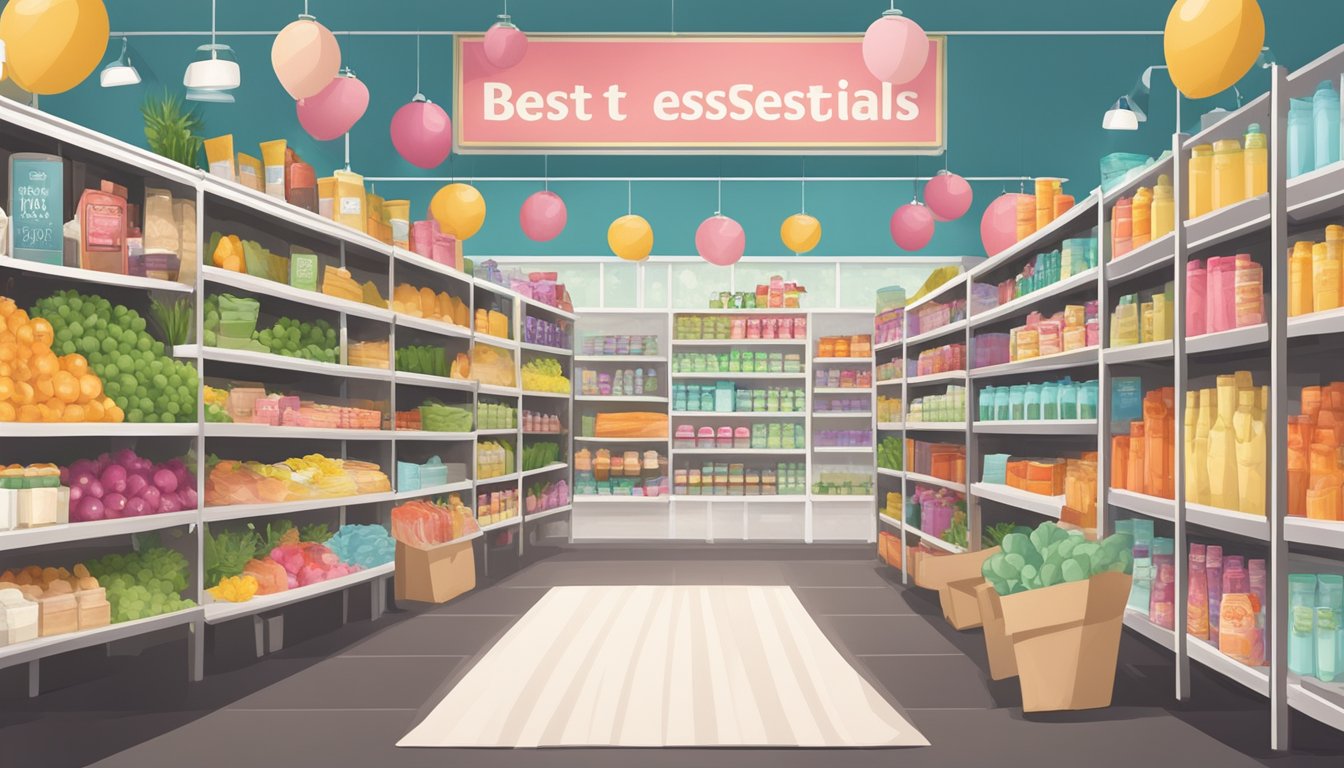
[23,0,1344,257]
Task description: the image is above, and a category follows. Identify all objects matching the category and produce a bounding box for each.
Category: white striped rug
[398,585,928,748]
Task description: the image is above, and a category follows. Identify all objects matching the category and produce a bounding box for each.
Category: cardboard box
[975,582,1017,680]
[915,547,999,629]
[394,538,477,604]
[999,571,1132,712]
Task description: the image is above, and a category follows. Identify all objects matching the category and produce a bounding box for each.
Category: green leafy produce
[983,522,1032,549]
[419,402,473,432]
[981,521,1134,596]
[941,508,968,549]
[149,296,193,346]
[522,441,562,471]
[205,403,233,422]
[142,90,205,168]
[85,545,196,623]
[262,519,298,550]
[396,345,448,376]
[31,290,198,423]
[301,523,333,543]
[877,436,903,471]
[204,525,260,585]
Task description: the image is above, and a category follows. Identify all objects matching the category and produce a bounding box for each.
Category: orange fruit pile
[0,296,123,423]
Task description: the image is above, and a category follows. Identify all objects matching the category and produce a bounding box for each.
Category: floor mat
[398,584,929,748]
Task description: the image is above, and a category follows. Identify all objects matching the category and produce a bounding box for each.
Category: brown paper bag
[975,582,1017,680]
[394,539,477,604]
[917,547,1000,628]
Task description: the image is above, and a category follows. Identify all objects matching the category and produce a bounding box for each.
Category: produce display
[522,441,563,471]
[84,544,196,622]
[203,519,382,601]
[521,358,571,393]
[322,266,387,308]
[204,385,232,422]
[205,454,391,506]
[63,450,198,522]
[470,344,516,387]
[207,575,258,603]
[203,294,340,363]
[324,524,395,569]
[477,441,516,479]
[148,297,193,347]
[941,507,968,549]
[906,486,964,543]
[392,284,470,327]
[414,402,473,433]
[396,345,469,379]
[877,436,903,471]
[391,497,479,547]
[348,340,390,369]
[981,522,1134,596]
[525,479,570,516]
[0,563,110,638]
[983,522,1032,549]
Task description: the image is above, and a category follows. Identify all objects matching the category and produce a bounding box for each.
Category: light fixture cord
[800,158,807,214]
[415,34,421,95]
[627,180,632,215]
[304,0,309,15]
[716,177,722,215]
[543,155,549,191]
[671,0,676,34]
[211,0,217,48]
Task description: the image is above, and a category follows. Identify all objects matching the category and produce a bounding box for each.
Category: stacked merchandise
[55,451,194,524]
[881,491,903,522]
[476,441,516,479]
[1287,81,1341,179]
[477,488,519,526]
[522,410,563,433]
[394,402,472,433]
[576,449,667,497]
[907,298,965,338]
[877,396,902,423]
[877,436,903,471]
[912,343,966,376]
[876,360,901,383]
[1009,177,1079,245]
[525,479,571,516]
[584,411,667,439]
[396,344,470,379]
[1110,175,1176,258]
[705,276,807,309]
[209,384,383,429]
[673,383,805,413]
[675,314,807,340]
[523,317,569,349]
[1188,538,1268,668]
[977,236,1099,311]
[470,344,517,388]
[521,358,571,393]
[874,305,904,348]
[473,301,513,341]
[814,430,872,448]
[205,455,391,506]
[1186,124,1271,219]
[1186,255,1264,337]
[581,334,659,356]
[208,233,386,310]
[813,367,872,389]
[1287,228,1344,319]
[813,397,869,413]
[974,302,1099,368]
[908,385,965,423]
[674,423,804,449]
[1110,380,1175,501]
[522,441,564,471]
[982,451,1098,529]
[1183,371,1267,516]
[477,402,517,430]
[812,467,873,496]
[203,520,388,602]
[674,351,803,374]
[396,456,467,493]
[907,440,966,483]
[578,367,660,396]
[815,335,873,358]
[476,265,571,312]
[205,294,341,364]
[391,283,470,328]
[905,486,966,548]
[1288,383,1344,521]
[391,497,480,546]
[1288,573,1344,683]
[1111,283,1176,348]
[348,340,390,370]
[979,378,1098,422]
[673,462,805,496]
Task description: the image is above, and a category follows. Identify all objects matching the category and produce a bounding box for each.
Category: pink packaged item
[794,317,807,339]
[734,426,751,448]
[411,219,438,258]
[697,427,716,447]
[1187,259,1207,336]
[762,317,778,339]
[674,425,696,448]
[432,230,458,268]
[1086,319,1100,347]
[716,426,734,448]
[746,318,761,339]
[732,318,746,338]
[1206,256,1239,333]
[252,396,281,426]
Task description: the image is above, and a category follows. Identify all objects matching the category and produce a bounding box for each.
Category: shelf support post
[1267,62,1291,752]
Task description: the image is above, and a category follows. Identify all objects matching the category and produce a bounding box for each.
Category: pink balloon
[696,215,746,266]
[483,21,528,69]
[862,11,930,85]
[391,97,452,169]
[981,193,1031,257]
[520,190,567,241]
[924,171,974,222]
[890,203,935,251]
[296,72,369,141]
[272,16,342,101]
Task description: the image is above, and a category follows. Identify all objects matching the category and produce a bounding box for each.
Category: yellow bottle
[1035,178,1059,231]
[1237,388,1268,516]
[1192,388,1214,506]
[1211,138,1246,212]
[1140,300,1154,343]
[1207,376,1240,511]
[1151,174,1175,240]
[1244,123,1268,198]
[1132,187,1153,249]
[1016,193,1037,241]
[1314,241,1342,312]
[1291,241,1316,317]
[1329,225,1344,307]
[1189,145,1214,220]
[1111,297,1139,348]
[1185,390,1200,502]
[1152,287,1173,341]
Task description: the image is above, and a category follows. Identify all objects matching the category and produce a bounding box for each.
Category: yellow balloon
[430,183,486,240]
[0,0,109,96]
[608,214,653,262]
[780,213,822,254]
[1164,0,1264,100]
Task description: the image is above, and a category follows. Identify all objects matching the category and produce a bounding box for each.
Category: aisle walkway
[5,547,1343,766]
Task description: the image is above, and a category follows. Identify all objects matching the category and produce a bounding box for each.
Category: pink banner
[453,35,945,153]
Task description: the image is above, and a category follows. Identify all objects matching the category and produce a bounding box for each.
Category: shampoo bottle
[1189,144,1214,219]
[1185,390,1200,501]
[1187,259,1208,336]
[1132,187,1152,249]
[1289,97,1316,178]
[1234,388,1266,515]
[1314,80,1341,171]
[1151,174,1175,240]
[1188,543,1209,639]
[1208,376,1240,511]
[1211,138,1246,211]
[1244,123,1269,198]
[1292,241,1317,316]
[1315,241,1342,313]
[1207,545,1224,645]
[1112,197,1134,258]
[1192,388,1214,506]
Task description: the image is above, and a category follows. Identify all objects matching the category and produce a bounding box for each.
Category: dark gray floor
[4,546,1344,767]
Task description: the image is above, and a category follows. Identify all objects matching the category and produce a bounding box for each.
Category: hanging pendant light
[483,1,528,69]
[184,0,239,102]
[100,36,140,88]
[862,3,929,85]
[391,36,453,168]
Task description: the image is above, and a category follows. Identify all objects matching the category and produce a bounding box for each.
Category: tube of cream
[203,135,236,182]
[259,140,287,199]
[236,153,263,192]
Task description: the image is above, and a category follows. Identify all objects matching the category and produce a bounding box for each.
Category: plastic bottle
[1112,197,1134,258]
[1186,259,1207,336]
[1208,375,1240,511]
[1317,574,1343,682]
[1151,174,1175,241]
[1207,545,1223,645]
[1329,225,1344,309]
[1185,390,1201,501]
[1036,178,1060,231]
[1244,123,1269,198]
[1314,80,1341,170]
[1132,187,1153,249]
[1289,573,1319,676]
[1189,144,1215,219]
[1149,537,1175,629]
[1289,415,1311,518]
[1315,241,1342,313]
[1188,543,1209,639]
[1235,387,1266,515]
[1193,387,1214,506]
[1212,138,1246,211]
[1234,257,1264,329]
[1291,241,1317,317]
[1289,97,1316,178]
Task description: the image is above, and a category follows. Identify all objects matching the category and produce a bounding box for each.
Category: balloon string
[544,155,549,191]
[716,178,722,215]
[304,0,309,16]
[415,34,421,95]
[211,0,217,47]
[627,180,632,215]
[801,157,807,214]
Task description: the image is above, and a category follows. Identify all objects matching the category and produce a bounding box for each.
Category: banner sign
[453,35,945,153]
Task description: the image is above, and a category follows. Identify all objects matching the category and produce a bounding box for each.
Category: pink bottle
[1207,256,1240,333]
[1187,259,1207,336]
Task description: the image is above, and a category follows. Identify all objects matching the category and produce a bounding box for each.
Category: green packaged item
[289,250,318,291]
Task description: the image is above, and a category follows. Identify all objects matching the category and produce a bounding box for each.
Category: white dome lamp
[184,0,240,102]
[100,37,141,88]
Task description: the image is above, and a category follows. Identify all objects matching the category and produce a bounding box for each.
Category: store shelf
[1186,324,1269,356]
[1288,306,1344,339]
[906,370,967,386]
[202,266,392,322]
[874,338,904,353]
[395,372,477,392]
[392,480,473,500]
[813,411,873,419]
[394,314,473,340]
[877,467,904,478]
[879,514,901,529]
[477,384,523,397]
[671,338,806,347]
[523,431,568,437]
[205,424,394,441]
[970,346,1099,379]
[525,504,572,523]
[876,422,904,431]
[906,525,966,554]
[476,428,519,437]
[875,379,904,388]
[199,346,391,382]
[203,491,396,523]
[391,247,473,285]
[813,357,873,364]
[672,372,804,380]
[1287,159,1344,221]
[480,516,523,532]
[970,193,1099,278]
[1108,489,1176,523]
[203,563,395,624]
[203,176,392,257]
[519,341,573,356]
[1289,678,1344,734]
[1105,340,1175,365]
[574,436,668,443]
[0,511,199,553]
[905,273,968,313]
[476,472,521,486]
[1181,91,1270,150]
[0,608,202,670]
[1103,156,1173,205]
[972,482,1063,518]
[573,495,669,504]
[904,319,967,347]
[903,422,965,432]
[813,387,872,395]
[812,495,876,502]
[1123,609,1176,651]
[672,411,804,418]
[1284,517,1344,550]
[1187,635,1270,697]
[392,430,477,441]
[574,355,667,363]
[472,277,520,299]
[575,395,667,403]
[1184,194,1271,252]
[973,419,1097,435]
[1185,502,1271,541]
[969,267,1100,329]
[474,335,520,351]
[906,473,966,494]
[522,462,569,477]
[522,389,572,399]
[672,448,806,455]
[518,294,578,321]
[1106,233,1175,284]
[812,446,875,453]
[0,422,198,438]
[671,495,809,503]
[0,255,192,293]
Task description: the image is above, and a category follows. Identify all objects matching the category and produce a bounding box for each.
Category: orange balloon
[1164,0,1264,99]
[0,0,110,95]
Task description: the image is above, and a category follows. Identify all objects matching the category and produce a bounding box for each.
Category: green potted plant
[142,90,205,169]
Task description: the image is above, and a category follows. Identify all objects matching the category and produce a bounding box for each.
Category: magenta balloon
[519,190,568,241]
[696,215,746,266]
[981,193,1031,257]
[890,203,935,251]
[862,12,931,85]
[924,171,974,222]
[296,73,370,141]
[483,22,528,69]
[391,98,452,168]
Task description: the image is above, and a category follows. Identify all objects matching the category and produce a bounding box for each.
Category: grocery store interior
[5,0,1344,766]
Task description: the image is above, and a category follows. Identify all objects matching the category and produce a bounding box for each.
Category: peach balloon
[981,193,1031,257]
[272,14,341,101]
[862,9,929,85]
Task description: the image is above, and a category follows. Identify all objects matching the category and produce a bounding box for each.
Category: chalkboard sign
[8,153,64,265]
